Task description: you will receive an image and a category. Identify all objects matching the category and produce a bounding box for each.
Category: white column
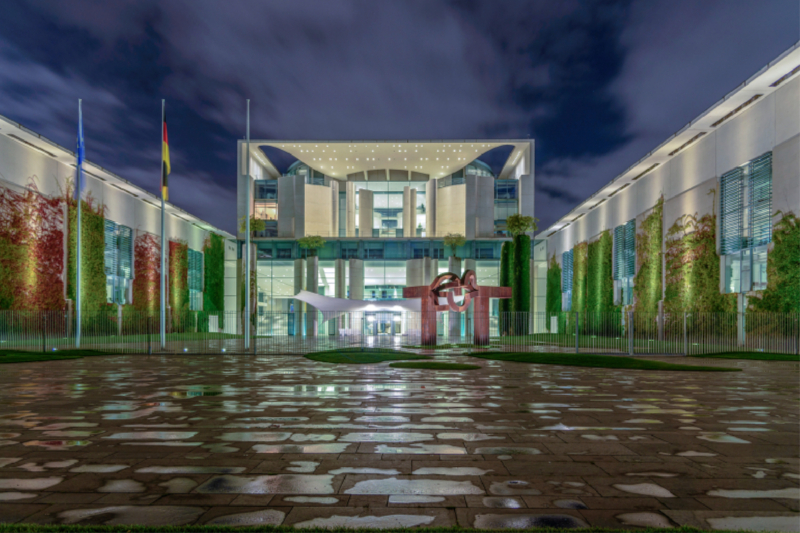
[425,179,437,237]
[346,182,357,237]
[358,189,374,238]
[306,256,319,336]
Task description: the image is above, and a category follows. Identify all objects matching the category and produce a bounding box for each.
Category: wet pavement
[0,354,797,530]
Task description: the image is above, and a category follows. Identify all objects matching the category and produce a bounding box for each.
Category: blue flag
[74,104,85,200]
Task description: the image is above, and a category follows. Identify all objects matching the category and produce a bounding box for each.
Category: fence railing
[0,310,797,356]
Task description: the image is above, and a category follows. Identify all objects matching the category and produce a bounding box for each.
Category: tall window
[254,180,278,237]
[720,152,772,293]
[188,249,204,311]
[104,220,133,305]
[562,249,573,311]
[613,219,635,305]
[494,180,518,235]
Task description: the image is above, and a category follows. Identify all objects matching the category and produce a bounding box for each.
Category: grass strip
[469,352,739,371]
[305,348,431,364]
[690,351,799,361]
[0,349,115,364]
[389,361,481,370]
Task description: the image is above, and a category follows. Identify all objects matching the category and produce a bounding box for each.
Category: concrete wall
[304,183,333,237]
[358,189,374,238]
[425,180,437,237]
[465,175,494,238]
[346,182,357,237]
[546,75,800,269]
[436,183,466,236]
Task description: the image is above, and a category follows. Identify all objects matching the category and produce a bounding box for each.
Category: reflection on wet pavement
[0,353,797,529]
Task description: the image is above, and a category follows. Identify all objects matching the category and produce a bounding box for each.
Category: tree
[443,233,466,259]
[239,215,266,234]
[506,214,538,237]
[298,235,326,257]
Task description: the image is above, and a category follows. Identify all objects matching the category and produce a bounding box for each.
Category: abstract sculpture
[402,270,511,346]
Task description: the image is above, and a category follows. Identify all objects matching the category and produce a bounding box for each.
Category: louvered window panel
[749,152,772,248]
[613,225,624,280]
[720,166,744,255]
[623,219,635,278]
[118,225,132,279]
[562,250,573,293]
[104,220,118,277]
[188,249,204,292]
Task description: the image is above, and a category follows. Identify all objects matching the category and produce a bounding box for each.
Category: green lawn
[469,352,739,371]
[389,361,481,370]
[0,349,115,364]
[691,351,799,361]
[305,348,431,364]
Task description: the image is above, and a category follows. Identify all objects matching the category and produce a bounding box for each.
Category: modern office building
[237,140,543,334]
[0,113,237,316]
[538,42,800,319]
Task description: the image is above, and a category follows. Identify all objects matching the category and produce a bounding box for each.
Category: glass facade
[104,220,133,305]
[354,181,426,238]
[493,180,518,236]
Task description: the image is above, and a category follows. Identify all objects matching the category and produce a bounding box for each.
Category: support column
[425,179,437,237]
[464,258,476,338]
[406,259,423,338]
[403,186,417,238]
[350,258,364,337]
[293,258,305,336]
[358,189,374,238]
[306,256,319,336]
[331,180,339,238]
[335,258,346,332]
[346,182,357,237]
[448,257,462,339]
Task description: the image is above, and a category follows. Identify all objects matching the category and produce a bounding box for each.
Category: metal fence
[0,309,797,356]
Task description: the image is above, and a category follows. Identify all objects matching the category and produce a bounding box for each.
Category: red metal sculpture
[402,270,511,346]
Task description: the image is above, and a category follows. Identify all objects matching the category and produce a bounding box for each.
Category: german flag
[161,116,171,201]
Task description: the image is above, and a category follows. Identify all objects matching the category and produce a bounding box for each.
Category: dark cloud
[0,0,796,233]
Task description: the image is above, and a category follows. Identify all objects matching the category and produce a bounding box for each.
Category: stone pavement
[0,354,797,530]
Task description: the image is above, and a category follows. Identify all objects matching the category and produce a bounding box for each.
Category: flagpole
[75,99,82,349]
[160,99,166,350]
[244,99,251,350]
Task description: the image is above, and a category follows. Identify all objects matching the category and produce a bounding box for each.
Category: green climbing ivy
[67,196,107,314]
[499,241,513,334]
[169,240,189,330]
[572,241,588,321]
[546,253,562,317]
[634,196,663,315]
[511,234,531,335]
[749,212,800,313]
[202,233,226,330]
[586,230,614,316]
[664,204,735,314]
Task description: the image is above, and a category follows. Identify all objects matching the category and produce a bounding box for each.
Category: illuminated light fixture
[608,183,630,197]
[631,163,659,181]
[183,348,188,352]
[711,94,762,128]
[547,231,557,237]
[770,64,799,87]
[589,198,606,209]
[572,213,584,222]
[669,131,708,156]
[8,134,57,157]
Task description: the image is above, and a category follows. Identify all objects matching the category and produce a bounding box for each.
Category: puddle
[482,496,522,508]
[98,479,146,492]
[489,480,541,495]
[329,467,401,475]
[0,492,37,500]
[217,432,291,442]
[23,440,91,450]
[413,467,492,476]
[287,461,318,473]
[202,443,238,453]
[624,419,663,424]
[374,444,466,455]
[345,477,483,495]
[707,488,800,499]
[105,431,197,440]
[474,447,541,455]
[706,516,799,531]
[613,483,675,498]
[617,512,673,528]
[253,444,350,454]
[285,496,339,504]
[206,509,285,526]
[155,478,196,493]
[437,433,501,441]
[196,474,334,494]
[474,514,588,529]
[625,472,679,478]
[582,435,618,441]
[136,466,245,474]
[388,495,445,503]
[355,416,409,422]
[339,432,432,443]
[555,499,587,509]
[293,514,435,529]
[698,433,750,444]
[58,506,203,526]
[675,450,717,457]
[421,417,473,422]
[0,477,62,490]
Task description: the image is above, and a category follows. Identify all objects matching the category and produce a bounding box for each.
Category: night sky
[0,1,797,235]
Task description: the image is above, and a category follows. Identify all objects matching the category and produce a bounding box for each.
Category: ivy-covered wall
[499,241,513,334]
[67,195,107,313]
[586,230,614,316]
[203,233,226,313]
[571,241,588,319]
[633,196,663,314]
[0,183,66,310]
[546,253,561,317]
[169,240,189,324]
[512,235,531,313]
[132,232,160,315]
[664,209,735,314]
[749,212,800,313]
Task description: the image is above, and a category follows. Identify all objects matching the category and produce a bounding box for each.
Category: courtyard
[0,353,797,530]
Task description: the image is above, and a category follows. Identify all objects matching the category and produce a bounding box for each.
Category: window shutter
[118,225,132,279]
[749,152,772,248]
[562,250,573,292]
[720,166,744,255]
[613,225,624,280]
[624,219,635,278]
[104,220,118,276]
